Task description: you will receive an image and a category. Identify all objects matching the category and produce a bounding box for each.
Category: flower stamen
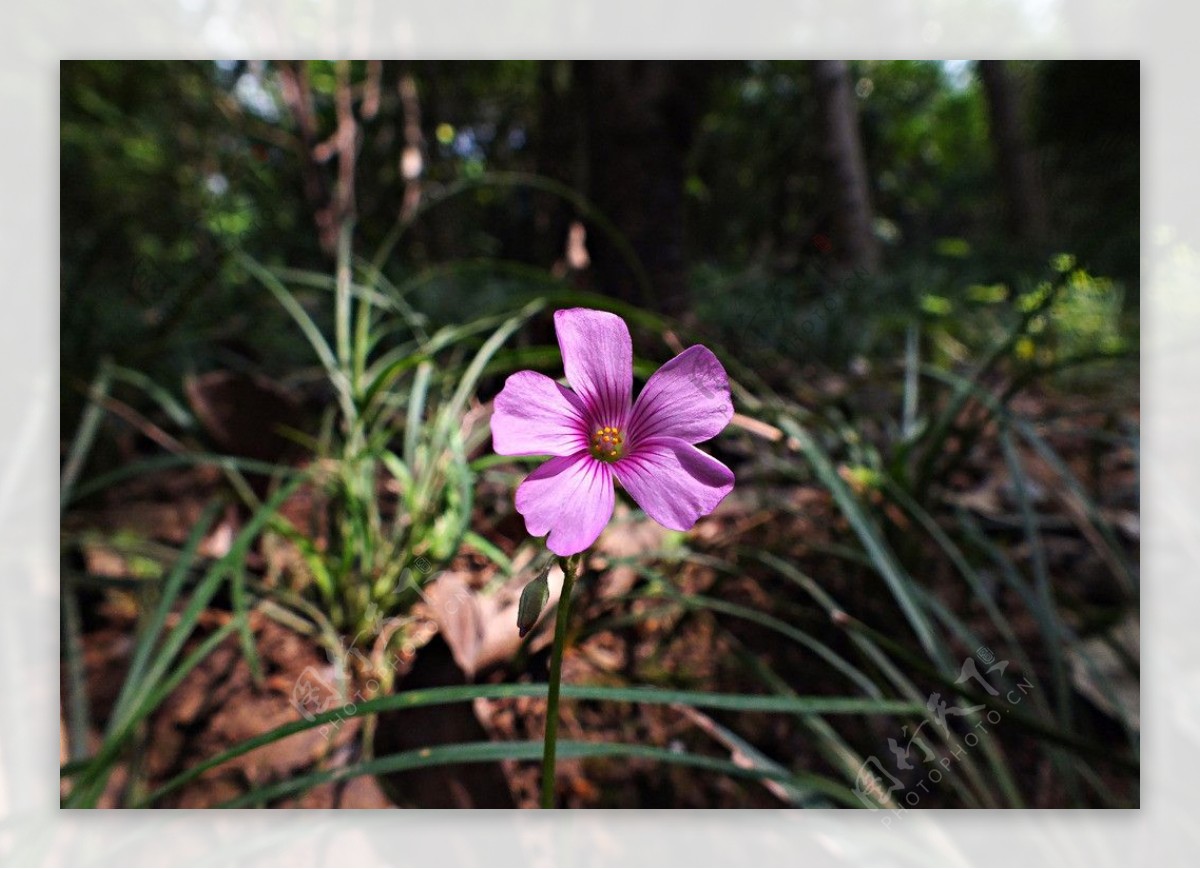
[590,425,625,463]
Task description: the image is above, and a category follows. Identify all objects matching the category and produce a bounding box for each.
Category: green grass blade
[137,682,923,806]
[335,220,354,380]
[219,739,862,809]
[462,530,513,575]
[61,575,92,762]
[239,252,354,421]
[777,416,949,672]
[107,363,195,429]
[404,361,432,469]
[105,501,223,732]
[999,428,1071,727]
[61,358,114,509]
[623,571,884,699]
[229,557,262,685]
[66,453,303,506]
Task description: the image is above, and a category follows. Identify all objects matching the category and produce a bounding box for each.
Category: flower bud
[517,564,551,638]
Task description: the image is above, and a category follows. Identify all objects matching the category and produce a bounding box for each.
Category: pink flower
[491,308,735,556]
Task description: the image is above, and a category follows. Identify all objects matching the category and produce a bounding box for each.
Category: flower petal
[554,308,632,424]
[515,452,615,556]
[491,370,589,457]
[614,437,734,531]
[628,345,733,445]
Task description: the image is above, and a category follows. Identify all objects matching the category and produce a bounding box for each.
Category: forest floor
[61,380,1139,809]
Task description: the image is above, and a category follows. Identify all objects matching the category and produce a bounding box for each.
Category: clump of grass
[238,225,550,664]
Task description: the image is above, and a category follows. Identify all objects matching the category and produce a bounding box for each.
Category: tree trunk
[978,60,1048,249]
[577,61,710,316]
[811,60,881,275]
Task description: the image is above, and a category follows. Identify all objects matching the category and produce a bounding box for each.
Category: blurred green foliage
[61,59,1139,449]
[61,62,316,413]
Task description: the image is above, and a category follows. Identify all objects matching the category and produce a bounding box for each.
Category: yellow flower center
[590,426,625,463]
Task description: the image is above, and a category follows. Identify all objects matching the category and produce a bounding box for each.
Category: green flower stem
[540,553,580,808]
